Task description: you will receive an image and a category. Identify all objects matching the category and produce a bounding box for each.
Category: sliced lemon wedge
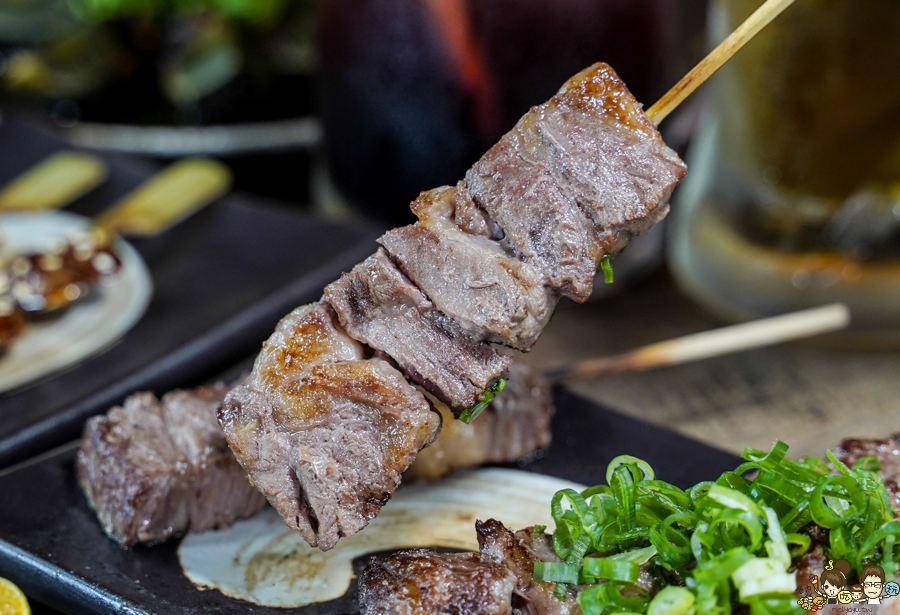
[0,577,30,615]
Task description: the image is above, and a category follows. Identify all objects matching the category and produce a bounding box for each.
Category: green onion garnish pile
[533,441,900,614]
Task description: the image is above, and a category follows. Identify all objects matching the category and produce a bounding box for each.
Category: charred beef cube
[466,63,686,302]
[518,63,686,249]
[359,549,518,615]
[380,184,558,351]
[218,302,440,551]
[466,136,601,303]
[478,519,657,612]
[407,361,553,480]
[477,519,581,615]
[77,385,266,547]
[325,249,512,412]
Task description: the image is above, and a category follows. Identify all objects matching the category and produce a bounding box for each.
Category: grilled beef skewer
[219,62,686,550]
[77,354,552,546]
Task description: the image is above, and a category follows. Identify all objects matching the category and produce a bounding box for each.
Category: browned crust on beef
[218,302,440,551]
[466,63,686,302]
[359,549,518,615]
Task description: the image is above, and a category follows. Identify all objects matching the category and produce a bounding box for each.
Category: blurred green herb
[68,0,297,24]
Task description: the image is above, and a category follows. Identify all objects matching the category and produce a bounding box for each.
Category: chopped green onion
[852,455,881,472]
[457,379,506,423]
[606,455,656,484]
[579,557,640,583]
[533,440,900,614]
[648,587,695,615]
[731,557,794,601]
[533,561,580,584]
[579,581,650,615]
[599,254,614,283]
[761,507,791,568]
[809,474,865,528]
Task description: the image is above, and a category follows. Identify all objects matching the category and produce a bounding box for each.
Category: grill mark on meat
[326,250,511,411]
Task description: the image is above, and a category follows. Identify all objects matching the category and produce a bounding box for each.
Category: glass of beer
[669,0,900,346]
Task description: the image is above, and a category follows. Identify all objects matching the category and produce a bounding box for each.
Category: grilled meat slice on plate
[77,385,266,546]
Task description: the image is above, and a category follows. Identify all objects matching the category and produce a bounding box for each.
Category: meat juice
[669,0,900,345]
[315,0,691,225]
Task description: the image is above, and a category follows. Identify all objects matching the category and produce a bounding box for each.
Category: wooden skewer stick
[646,0,797,124]
[543,303,850,384]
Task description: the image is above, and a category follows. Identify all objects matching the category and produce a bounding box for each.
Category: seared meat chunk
[380,184,558,351]
[218,302,440,551]
[77,385,266,546]
[359,549,518,615]
[325,249,512,411]
[834,434,900,512]
[407,361,553,480]
[477,519,581,615]
[519,63,686,246]
[466,63,686,302]
[466,136,601,303]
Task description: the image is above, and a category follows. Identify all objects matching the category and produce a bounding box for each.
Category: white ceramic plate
[0,211,153,393]
[179,468,586,608]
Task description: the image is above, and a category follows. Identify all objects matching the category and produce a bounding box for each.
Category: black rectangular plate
[0,388,741,615]
[0,117,383,467]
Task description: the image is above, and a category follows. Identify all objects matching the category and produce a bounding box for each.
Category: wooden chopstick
[543,303,851,384]
[646,0,797,124]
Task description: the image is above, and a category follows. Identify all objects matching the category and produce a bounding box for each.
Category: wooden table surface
[521,268,900,461]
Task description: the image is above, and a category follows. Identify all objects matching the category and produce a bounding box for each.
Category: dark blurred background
[0,0,708,224]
